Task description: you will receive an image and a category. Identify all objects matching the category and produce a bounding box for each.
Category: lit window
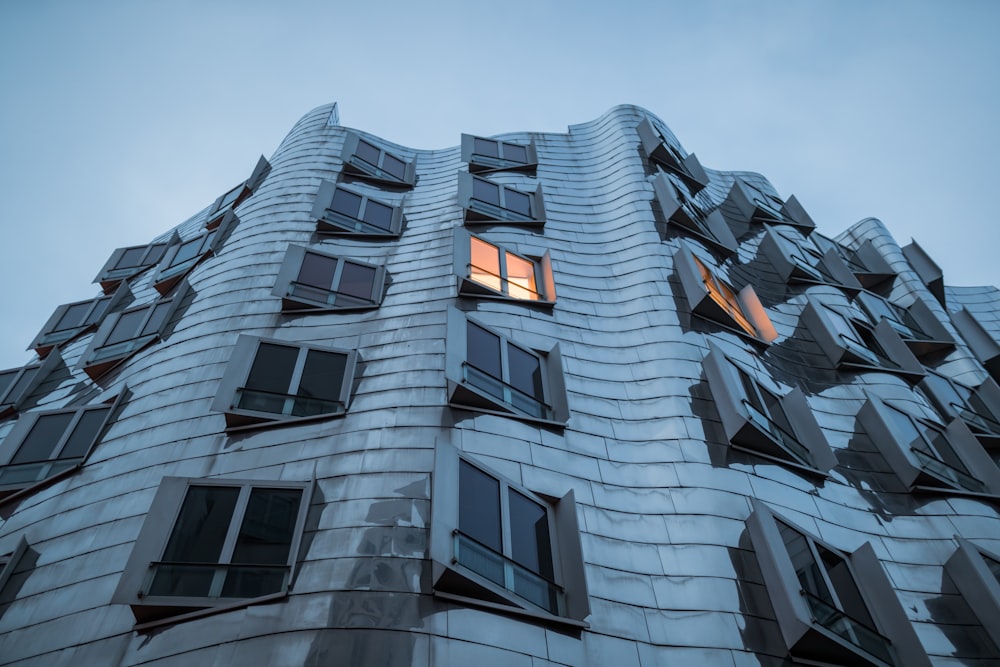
[430,444,589,627]
[747,501,931,667]
[919,371,1000,445]
[311,181,403,237]
[152,212,236,295]
[205,156,270,227]
[458,173,545,227]
[112,476,312,625]
[340,133,415,188]
[652,172,737,255]
[856,291,953,357]
[454,230,555,304]
[461,133,536,174]
[0,398,121,498]
[29,285,131,358]
[445,309,568,426]
[946,538,1000,652]
[272,246,385,312]
[759,227,862,291]
[636,117,709,194]
[723,179,815,233]
[0,352,62,420]
[703,345,835,473]
[211,335,357,430]
[94,241,171,293]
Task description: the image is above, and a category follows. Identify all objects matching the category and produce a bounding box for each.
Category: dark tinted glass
[84,297,112,326]
[338,262,376,300]
[474,138,499,158]
[504,189,531,217]
[297,253,338,290]
[170,237,204,268]
[467,323,502,379]
[472,178,500,206]
[502,143,528,163]
[5,367,37,404]
[59,407,111,459]
[297,350,347,403]
[146,243,169,265]
[245,343,298,394]
[116,247,147,269]
[0,370,18,397]
[11,411,75,464]
[330,189,363,218]
[218,184,243,210]
[355,140,381,166]
[820,544,876,628]
[362,199,394,231]
[508,345,543,399]
[104,308,147,345]
[508,489,553,579]
[230,488,302,565]
[381,153,406,180]
[777,521,834,607]
[459,461,501,552]
[141,301,173,337]
[54,302,94,332]
[161,486,241,563]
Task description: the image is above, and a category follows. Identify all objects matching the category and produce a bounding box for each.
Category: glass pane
[508,345,544,401]
[472,178,500,206]
[820,545,876,629]
[503,189,531,217]
[245,343,298,394]
[105,308,147,345]
[474,138,499,158]
[338,262,376,300]
[470,237,502,292]
[362,199,393,231]
[10,412,75,464]
[882,407,924,452]
[140,301,173,337]
[926,427,970,475]
[381,153,406,180]
[0,369,18,397]
[6,367,38,402]
[84,297,111,327]
[508,489,554,579]
[459,461,501,552]
[777,521,835,607]
[146,243,169,265]
[58,407,111,459]
[54,302,93,332]
[161,486,240,563]
[984,554,1000,586]
[147,563,217,598]
[330,189,363,218]
[218,184,243,209]
[230,488,302,565]
[170,238,203,268]
[296,349,347,404]
[502,143,528,163]
[467,323,502,379]
[297,252,338,290]
[505,252,538,300]
[355,140,380,166]
[115,247,146,269]
[220,566,288,598]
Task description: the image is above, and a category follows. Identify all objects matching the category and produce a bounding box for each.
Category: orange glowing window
[694,255,756,336]
[469,237,540,301]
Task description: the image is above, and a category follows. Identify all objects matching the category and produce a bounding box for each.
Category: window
[311,181,404,237]
[445,308,568,426]
[458,173,545,227]
[430,444,589,627]
[112,476,312,625]
[703,345,835,473]
[0,396,122,498]
[94,240,171,293]
[902,239,946,308]
[340,133,415,188]
[205,156,271,227]
[652,172,737,255]
[801,298,924,382]
[919,371,1000,447]
[0,536,29,597]
[747,501,931,667]
[855,291,953,357]
[461,133,536,174]
[949,308,1000,385]
[454,230,555,304]
[211,335,357,430]
[723,178,815,232]
[674,244,777,344]
[0,351,62,420]
[636,117,709,194]
[859,397,1000,498]
[79,282,189,380]
[152,211,236,295]
[946,538,1000,652]
[29,284,131,358]
[812,236,896,291]
[271,246,385,312]
[758,227,862,291]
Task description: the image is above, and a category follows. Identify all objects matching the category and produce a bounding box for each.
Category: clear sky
[1,0,998,369]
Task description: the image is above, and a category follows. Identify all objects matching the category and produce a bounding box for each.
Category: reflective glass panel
[116,247,147,269]
[10,412,75,464]
[104,308,147,345]
[5,367,37,403]
[508,488,553,579]
[362,199,393,231]
[474,138,499,158]
[508,345,543,400]
[467,323,502,379]
[504,189,531,217]
[59,407,111,459]
[297,253,338,290]
[338,262,376,300]
[470,237,502,293]
[163,485,241,564]
[330,189,363,218]
[503,143,528,163]
[141,302,173,337]
[54,302,94,332]
[297,350,347,404]
[472,178,500,207]
[355,140,380,166]
[229,488,301,565]
[245,343,298,395]
[381,153,405,180]
[170,237,204,268]
[0,370,18,397]
[459,461,502,552]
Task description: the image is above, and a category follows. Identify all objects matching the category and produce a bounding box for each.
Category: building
[1,103,1000,666]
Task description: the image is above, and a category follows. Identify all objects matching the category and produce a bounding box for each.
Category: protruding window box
[311,181,404,238]
[0,351,63,421]
[920,371,1000,450]
[454,229,556,306]
[814,237,896,291]
[856,291,954,357]
[430,443,589,629]
[902,239,946,308]
[946,538,1000,650]
[747,500,931,667]
[211,335,358,431]
[723,179,815,233]
[205,156,270,228]
[859,398,1000,499]
[462,134,536,174]
[652,172,737,256]
[29,284,132,358]
[675,244,778,345]
[79,283,190,381]
[152,212,236,295]
[801,298,924,383]
[272,246,386,312]
[0,536,29,594]
[636,117,709,194]
[445,308,568,427]
[458,173,545,228]
[94,240,171,293]
[759,227,862,293]
[951,308,1000,384]
[704,345,835,475]
[340,133,415,188]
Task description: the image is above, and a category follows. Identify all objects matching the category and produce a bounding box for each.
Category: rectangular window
[759,227,863,291]
[30,285,130,357]
[459,173,545,227]
[271,245,385,312]
[0,352,62,420]
[855,292,953,357]
[206,156,271,226]
[461,133,536,174]
[340,133,415,187]
[652,172,737,255]
[724,178,816,232]
[95,241,171,293]
[920,371,1000,441]
[946,538,1000,653]
[636,117,709,194]
[455,232,555,304]
[152,213,235,295]
[311,181,403,237]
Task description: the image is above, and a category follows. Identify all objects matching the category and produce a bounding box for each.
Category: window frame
[445,308,569,427]
[747,500,931,667]
[919,370,1000,447]
[211,334,358,431]
[453,229,556,306]
[636,117,709,194]
[458,172,546,228]
[29,284,132,359]
[152,211,236,295]
[311,180,405,238]
[271,245,387,312]
[951,307,1000,384]
[901,239,946,308]
[461,133,537,174]
[340,132,415,188]
[855,291,954,357]
[652,172,737,256]
[723,178,815,233]
[94,239,173,293]
[112,476,314,626]
[703,344,835,474]
[813,236,897,291]
[946,537,1000,651]
[429,443,589,628]
[205,156,271,228]
[0,351,63,421]
[0,535,29,597]
[759,226,863,292]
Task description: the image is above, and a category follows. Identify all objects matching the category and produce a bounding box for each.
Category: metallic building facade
[1,103,1000,666]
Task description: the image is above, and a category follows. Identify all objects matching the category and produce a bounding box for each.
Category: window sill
[222,408,347,433]
[131,590,288,631]
[433,589,588,632]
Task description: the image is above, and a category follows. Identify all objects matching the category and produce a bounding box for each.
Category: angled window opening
[901,239,946,308]
[458,172,546,227]
[703,345,835,474]
[759,227,863,292]
[0,536,30,597]
[311,181,404,238]
[856,292,953,357]
[30,284,132,358]
[453,230,556,305]
[205,156,270,228]
[152,212,236,295]
[211,335,358,430]
[0,393,124,499]
[271,245,386,312]
[652,172,737,256]
[674,244,777,344]
[430,443,589,628]
[747,501,932,667]
[951,308,1000,385]
[462,133,536,174]
[445,308,568,427]
[79,282,190,381]
[0,351,63,421]
[340,133,415,188]
[636,117,709,194]
[95,239,172,293]
[112,476,313,625]
[946,537,1000,652]
[723,179,815,232]
[814,236,896,292]
[919,371,1000,448]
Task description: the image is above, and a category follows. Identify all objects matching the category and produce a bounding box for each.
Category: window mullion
[210,484,250,597]
[357,196,369,223]
[499,480,515,591]
[285,349,310,414]
[812,541,845,613]
[330,258,346,293]
[49,409,85,459]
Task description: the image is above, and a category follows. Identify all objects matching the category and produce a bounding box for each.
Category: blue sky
[1,1,998,368]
